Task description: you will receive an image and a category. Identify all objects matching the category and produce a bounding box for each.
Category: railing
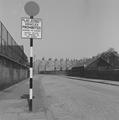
[0,22,28,65]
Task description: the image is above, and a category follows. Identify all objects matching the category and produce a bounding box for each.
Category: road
[40,75,119,120]
[0,75,119,120]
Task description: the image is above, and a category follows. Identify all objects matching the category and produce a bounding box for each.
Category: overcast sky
[0,0,119,59]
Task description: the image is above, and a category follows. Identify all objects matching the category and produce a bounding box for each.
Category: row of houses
[33,58,79,74]
[34,48,119,80]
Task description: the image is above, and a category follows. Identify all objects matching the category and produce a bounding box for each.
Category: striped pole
[24,1,40,112]
[29,16,33,111]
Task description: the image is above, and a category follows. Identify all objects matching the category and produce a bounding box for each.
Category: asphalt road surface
[40,75,119,120]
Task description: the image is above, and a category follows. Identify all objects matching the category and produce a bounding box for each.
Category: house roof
[86,57,112,68]
[72,50,119,68]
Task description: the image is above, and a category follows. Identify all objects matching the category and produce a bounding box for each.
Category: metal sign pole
[29,16,33,112]
[24,1,40,112]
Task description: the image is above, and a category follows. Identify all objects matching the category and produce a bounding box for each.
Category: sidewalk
[0,99,46,120]
[0,76,47,120]
[65,75,119,86]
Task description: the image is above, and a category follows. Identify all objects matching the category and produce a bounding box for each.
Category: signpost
[23,1,41,112]
[21,17,42,39]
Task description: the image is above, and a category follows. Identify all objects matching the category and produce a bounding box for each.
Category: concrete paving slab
[0,76,47,120]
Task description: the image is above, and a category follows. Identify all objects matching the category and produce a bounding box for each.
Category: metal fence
[0,22,28,66]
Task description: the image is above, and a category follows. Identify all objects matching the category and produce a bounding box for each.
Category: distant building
[86,57,112,70]
[33,58,79,74]
[72,49,119,71]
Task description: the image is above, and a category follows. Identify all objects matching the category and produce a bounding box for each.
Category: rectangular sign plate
[21,17,42,39]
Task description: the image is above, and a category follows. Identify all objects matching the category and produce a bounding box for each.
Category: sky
[0,0,119,60]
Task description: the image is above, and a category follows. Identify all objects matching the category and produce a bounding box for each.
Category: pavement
[0,75,48,120]
[65,75,119,86]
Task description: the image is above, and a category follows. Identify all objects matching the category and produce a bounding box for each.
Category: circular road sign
[24,1,40,17]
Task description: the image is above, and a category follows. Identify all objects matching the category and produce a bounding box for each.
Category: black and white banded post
[29,15,33,111]
[24,1,40,112]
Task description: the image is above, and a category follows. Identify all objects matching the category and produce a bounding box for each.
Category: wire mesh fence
[0,22,28,66]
